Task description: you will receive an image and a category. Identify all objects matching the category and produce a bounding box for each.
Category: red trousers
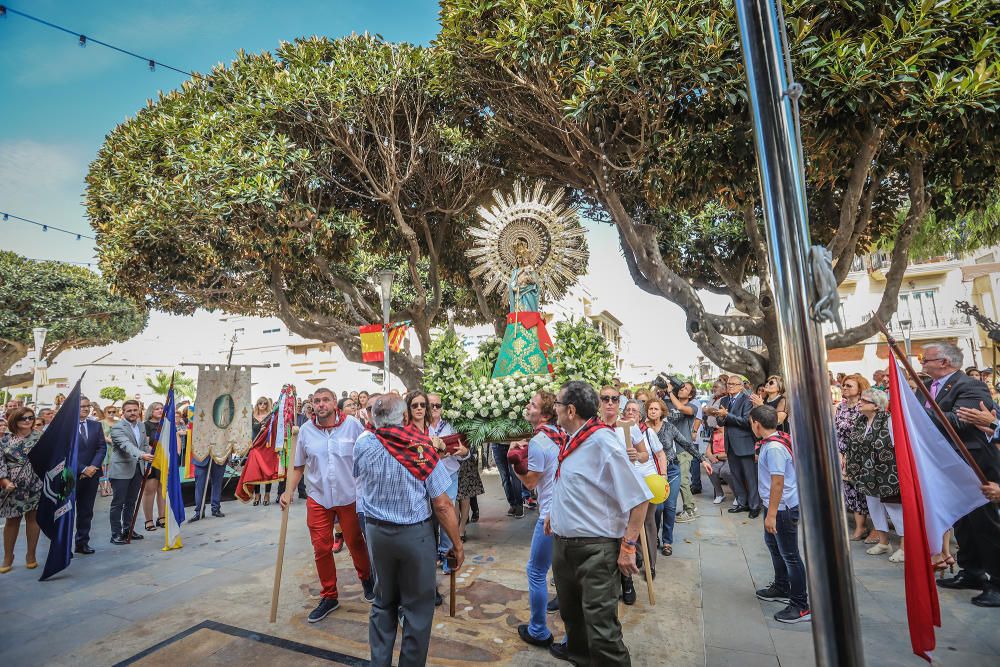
[305,498,371,599]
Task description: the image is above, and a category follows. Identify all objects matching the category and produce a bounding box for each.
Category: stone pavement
[0,470,997,666]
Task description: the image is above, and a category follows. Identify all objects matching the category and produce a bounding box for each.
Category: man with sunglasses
[709,375,762,518]
[920,343,1000,607]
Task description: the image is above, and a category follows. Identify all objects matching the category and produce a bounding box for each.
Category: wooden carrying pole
[270,503,290,623]
[617,420,655,605]
[449,570,457,617]
[873,314,987,483]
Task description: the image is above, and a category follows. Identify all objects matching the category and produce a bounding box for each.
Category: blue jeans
[654,461,682,545]
[526,518,554,640]
[492,443,524,508]
[438,472,460,557]
[193,460,226,513]
[763,506,808,609]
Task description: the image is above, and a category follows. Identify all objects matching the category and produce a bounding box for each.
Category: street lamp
[32,327,48,406]
[899,318,913,360]
[376,269,396,393]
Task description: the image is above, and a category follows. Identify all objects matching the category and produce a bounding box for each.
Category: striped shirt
[353,430,452,524]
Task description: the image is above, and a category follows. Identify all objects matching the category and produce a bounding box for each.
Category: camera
[651,373,684,393]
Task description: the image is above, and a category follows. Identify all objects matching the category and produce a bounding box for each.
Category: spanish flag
[359,321,411,362]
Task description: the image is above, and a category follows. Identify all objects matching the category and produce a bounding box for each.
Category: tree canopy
[0,252,149,386]
[86,35,506,388]
[145,371,197,399]
[438,0,1000,381]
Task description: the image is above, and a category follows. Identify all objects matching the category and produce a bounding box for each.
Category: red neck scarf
[314,409,346,430]
[758,431,793,458]
[556,417,612,478]
[535,423,568,449]
[373,425,440,481]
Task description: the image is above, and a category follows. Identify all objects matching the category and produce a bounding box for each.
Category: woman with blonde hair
[0,407,43,572]
[141,402,166,531]
[251,396,273,506]
[834,374,873,541]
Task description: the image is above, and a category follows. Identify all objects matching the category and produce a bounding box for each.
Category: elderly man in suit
[920,343,1000,607]
[74,395,107,554]
[108,400,153,545]
[712,375,762,518]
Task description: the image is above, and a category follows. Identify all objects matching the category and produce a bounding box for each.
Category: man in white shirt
[510,390,564,649]
[280,388,373,623]
[545,381,652,665]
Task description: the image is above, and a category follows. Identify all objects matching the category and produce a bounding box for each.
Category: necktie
[925,380,941,409]
[79,422,86,440]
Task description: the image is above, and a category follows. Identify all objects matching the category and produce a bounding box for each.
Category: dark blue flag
[27,379,82,581]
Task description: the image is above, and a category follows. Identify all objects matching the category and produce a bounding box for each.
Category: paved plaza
[1,471,997,667]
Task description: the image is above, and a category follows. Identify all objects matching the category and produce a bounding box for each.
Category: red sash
[535,423,568,449]
[757,431,793,458]
[313,409,346,429]
[556,417,612,478]
[374,425,440,481]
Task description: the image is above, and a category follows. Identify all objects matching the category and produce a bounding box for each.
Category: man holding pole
[920,343,1000,607]
[353,393,463,667]
[546,381,651,665]
[279,388,373,622]
[108,400,151,545]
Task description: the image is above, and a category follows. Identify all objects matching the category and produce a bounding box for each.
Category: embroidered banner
[193,366,252,463]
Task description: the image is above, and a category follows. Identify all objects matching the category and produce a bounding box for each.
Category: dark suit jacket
[721,392,756,457]
[925,371,993,451]
[77,419,107,473]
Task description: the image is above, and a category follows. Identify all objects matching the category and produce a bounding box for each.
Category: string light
[0,210,96,240]
[0,4,198,78]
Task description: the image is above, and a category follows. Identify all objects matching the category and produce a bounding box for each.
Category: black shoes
[211,509,225,518]
[517,624,553,648]
[728,505,749,514]
[774,604,812,624]
[307,597,340,623]
[470,510,479,523]
[937,570,988,590]
[621,577,636,605]
[547,596,559,614]
[188,510,202,523]
[110,534,128,545]
[129,531,144,540]
[748,508,762,519]
[435,589,443,607]
[549,641,571,662]
[513,505,525,519]
[755,583,790,603]
[971,586,1000,608]
[361,577,376,603]
[507,506,516,517]
[75,543,95,555]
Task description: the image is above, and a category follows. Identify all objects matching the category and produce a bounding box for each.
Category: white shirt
[527,430,560,519]
[758,438,798,510]
[613,425,654,480]
[632,428,663,478]
[294,416,366,509]
[549,427,653,538]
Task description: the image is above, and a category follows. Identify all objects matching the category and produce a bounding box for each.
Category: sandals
[156,517,166,528]
[263,495,270,506]
[253,496,261,507]
[145,520,157,531]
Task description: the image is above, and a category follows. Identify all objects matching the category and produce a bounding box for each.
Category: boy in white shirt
[749,404,811,624]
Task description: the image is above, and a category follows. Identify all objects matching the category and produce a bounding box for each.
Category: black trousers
[75,474,99,546]
[109,468,144,536]
[728,453,761,510]
[954,445,1000,584]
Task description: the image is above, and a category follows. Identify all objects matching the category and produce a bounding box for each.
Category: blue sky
[0,0,722,372]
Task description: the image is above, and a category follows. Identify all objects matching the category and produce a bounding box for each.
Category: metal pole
[733,2,864,666]
[382,297,391,393]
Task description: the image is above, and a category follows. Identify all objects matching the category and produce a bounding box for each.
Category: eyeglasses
[553,400,567,406]
[766,380,777,385]
[18,415,35,422]
[429,403,442,409]
[859,398,876,405]
[921,357,944,364]
[410,402,427,409]
[600,395,620,403]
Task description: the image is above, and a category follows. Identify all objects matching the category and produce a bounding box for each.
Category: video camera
[651,373,685,394]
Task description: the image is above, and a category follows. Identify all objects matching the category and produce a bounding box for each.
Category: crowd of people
[2,341,999,665]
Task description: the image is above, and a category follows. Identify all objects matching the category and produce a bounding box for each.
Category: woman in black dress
[141,402,165,531]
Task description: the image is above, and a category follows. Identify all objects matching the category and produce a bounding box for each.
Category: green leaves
[550,318,615,389]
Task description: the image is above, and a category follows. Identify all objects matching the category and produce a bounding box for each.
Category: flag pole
[872,314,987,483]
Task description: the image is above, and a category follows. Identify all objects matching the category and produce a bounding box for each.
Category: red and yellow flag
[359,321,410,361]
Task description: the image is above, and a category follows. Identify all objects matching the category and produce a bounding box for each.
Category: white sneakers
[866,543,892,555]
[713,495,725,504]
[676,510,698,523]
[889,548,905,563]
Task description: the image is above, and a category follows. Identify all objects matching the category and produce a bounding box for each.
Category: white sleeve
[605,446,653,514]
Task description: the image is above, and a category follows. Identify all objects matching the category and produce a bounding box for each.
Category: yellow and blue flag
[152,387,185,550]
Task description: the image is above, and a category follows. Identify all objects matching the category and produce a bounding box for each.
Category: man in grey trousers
[108,400,153,544]
[353,394,464,666]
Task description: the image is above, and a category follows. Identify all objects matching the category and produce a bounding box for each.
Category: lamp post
[899,318,913,360]
[376,269,396,393]
[32,327,48,406]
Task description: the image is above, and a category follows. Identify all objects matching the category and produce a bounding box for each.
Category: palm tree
[145,370,196,399]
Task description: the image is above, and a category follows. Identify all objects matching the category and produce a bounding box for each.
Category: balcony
[846,251,961,281]
[820,309,971,338]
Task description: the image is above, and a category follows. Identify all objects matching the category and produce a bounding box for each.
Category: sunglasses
[410,402,427,409]
[18,415,35,422]
[429,403,442,409]
[600,395,620,403]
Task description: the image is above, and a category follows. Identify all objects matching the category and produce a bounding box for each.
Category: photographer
[657,376,702,523]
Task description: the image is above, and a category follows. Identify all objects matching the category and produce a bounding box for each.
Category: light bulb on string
[78,35,87,47]
[148,59,156,71]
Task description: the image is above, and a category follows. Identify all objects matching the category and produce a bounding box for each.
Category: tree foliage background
[0,252,148,386]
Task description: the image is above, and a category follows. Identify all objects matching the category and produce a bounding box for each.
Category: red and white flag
[887,348,987,662]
